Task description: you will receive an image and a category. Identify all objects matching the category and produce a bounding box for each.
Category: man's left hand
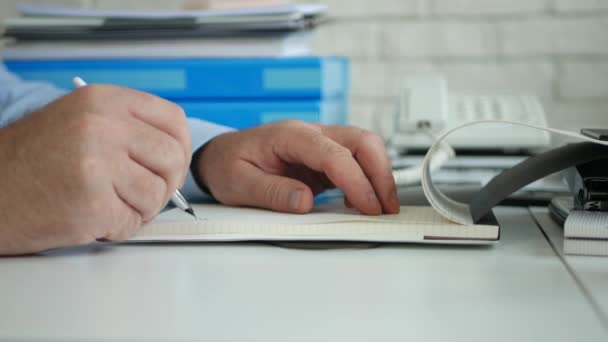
[193,121,400,215]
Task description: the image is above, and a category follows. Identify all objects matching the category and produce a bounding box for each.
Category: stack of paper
[2,2,327,57]
[550,195,608,257]
[564,211,608,256]
[3,3,347,129]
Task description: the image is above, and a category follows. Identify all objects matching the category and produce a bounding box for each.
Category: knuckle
[160,138,187,175]
[360,129,384,145]
[75,112,103,136]
[263,181,285,209]
[76,84,107,104]
[277,119,306,131]
[322,140,351,159]
[169,102,187,120]
[74,113,114,152]
[143,176,167,220]
[133,88,158,103]
[77,156,102,184]
[119,212,142,239]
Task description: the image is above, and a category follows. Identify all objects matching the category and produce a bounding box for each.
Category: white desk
[530,208,608,329]
[1,207,606,342]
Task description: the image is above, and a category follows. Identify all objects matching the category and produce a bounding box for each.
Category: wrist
[190,136,217,197]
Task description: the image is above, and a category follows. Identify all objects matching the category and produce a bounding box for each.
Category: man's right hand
[0,85,191,255]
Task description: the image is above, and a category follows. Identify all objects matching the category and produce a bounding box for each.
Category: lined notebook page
[132,202,498,242]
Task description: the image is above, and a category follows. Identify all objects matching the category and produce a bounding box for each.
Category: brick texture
[554,0,608,13]
[559,62,608,100]
[310,0,423,18]
[500,17,608,56]
[380,21,498,57]
[431,0,550,16]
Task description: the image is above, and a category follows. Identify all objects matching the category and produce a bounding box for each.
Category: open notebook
[133,202,499,244]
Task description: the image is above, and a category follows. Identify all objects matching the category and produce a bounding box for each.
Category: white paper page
[16,3,326,19]
[421,121,608,225]
[136,203,498,242]
[155,202,457,226]
[2,33,311,59]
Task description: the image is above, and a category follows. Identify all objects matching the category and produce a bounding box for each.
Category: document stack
[549,158,608,256]
[2,2,349,129]
[549,197,608,256]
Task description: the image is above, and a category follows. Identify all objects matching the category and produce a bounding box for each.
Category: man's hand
[0,85,191,255]
[194,121,399,215]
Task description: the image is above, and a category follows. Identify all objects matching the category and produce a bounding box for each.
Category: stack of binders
[2,3,349,129]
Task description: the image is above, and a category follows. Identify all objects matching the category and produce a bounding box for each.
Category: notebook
[564,209,608,256]
[132,202,500,244]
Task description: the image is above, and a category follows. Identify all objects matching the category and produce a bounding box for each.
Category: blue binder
[176,98,347,129]
[5,57,349,100]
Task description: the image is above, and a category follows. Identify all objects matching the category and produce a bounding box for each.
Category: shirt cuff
[0,81,67,127]
[182,118,236,201]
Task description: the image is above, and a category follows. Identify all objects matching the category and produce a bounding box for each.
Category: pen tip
[185,208,197,219]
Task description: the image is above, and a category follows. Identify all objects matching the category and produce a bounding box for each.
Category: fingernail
[288,190,303,211]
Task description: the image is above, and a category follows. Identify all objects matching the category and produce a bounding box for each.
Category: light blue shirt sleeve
[0,63,66,127]
[0,63,234,200]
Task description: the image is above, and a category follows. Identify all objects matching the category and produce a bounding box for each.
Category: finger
[80,85,192,170]
[344,197,354,208]
[285,167,334,195]
[120,88,192,172]
[274,122,382,215]
[226,160,314,214]
[122,117,186,202]
[103,186,144,242]
[321,126,400,214]
[113,156,168,223]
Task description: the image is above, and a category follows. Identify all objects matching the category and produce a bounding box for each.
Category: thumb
[237,162,314,214]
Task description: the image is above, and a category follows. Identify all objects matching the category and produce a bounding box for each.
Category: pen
[72,76,197,219]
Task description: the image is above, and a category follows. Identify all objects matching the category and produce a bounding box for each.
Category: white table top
[1,207,606,342]
[530,207,608,329]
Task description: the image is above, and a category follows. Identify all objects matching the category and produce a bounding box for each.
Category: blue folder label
[17,69,186,91]
[263,68,321,90]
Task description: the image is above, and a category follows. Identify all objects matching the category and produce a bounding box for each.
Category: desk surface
[1,207,607,342]
[530,208,608,328]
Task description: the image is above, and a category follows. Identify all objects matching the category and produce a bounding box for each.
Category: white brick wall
[310,0,423,18]
[1,0,606,138]
[431,0,551,16]
[500,17,608,56]
[559,62,608,100]
[379,21,498,57]
[554,0,608,13]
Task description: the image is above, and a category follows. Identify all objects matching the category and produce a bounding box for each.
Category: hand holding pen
[1,80,196,254]
[72,77,197,219]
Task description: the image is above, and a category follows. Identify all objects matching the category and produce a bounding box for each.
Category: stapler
[564,129,608,212]
[564,158,608,212]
